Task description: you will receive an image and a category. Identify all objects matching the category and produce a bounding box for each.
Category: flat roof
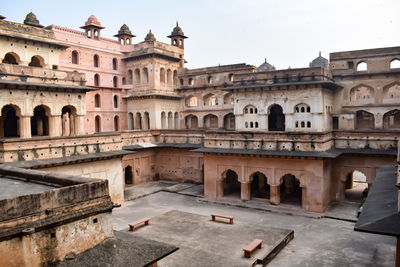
[354,165,400,237]
[0,176,59,200]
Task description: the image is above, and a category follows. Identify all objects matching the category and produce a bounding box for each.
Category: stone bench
[129,217,150,231]
[243,239,262,258]
[211,214,234,224]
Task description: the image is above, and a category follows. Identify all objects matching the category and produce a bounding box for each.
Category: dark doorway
[125,166,133,185]
[268,104,285,131]
[345,171,368,203]
[31,106,49,136]
[280,174,302,205]
[250,172,270,199]
[332,116,338,130]
[223,170,241,197]
[2,105,19,137]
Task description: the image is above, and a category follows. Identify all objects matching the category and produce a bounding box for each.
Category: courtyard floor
[113,181,396,266]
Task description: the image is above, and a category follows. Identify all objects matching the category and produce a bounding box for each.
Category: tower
[167,22,187,49]
[80,15,104,39]
[114,24,135,45]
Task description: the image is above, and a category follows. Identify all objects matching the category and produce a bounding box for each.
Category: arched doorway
[344,170,368,203]
[268,104,285,131]
[204,114,218,129]
[95,115,101,133]
[280,174,302,205]
[114,115,119,131]
[224,113,235,130]
[31,105,49,136]
[356,110,374,130]
[61,106,76,136]
[128,112,134,130]
[185,115,198,129]
[143,112,150,130]
[383,109,400,129]
[222,169,241,198]
[125,165,133,185]
[250,172,270,199]
[1,105,20,137]
[135,113,142,130]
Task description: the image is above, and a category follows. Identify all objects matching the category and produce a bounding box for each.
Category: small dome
[23,12,43,28]
[171,22,184,36]
[257,58,276,72]
[145,30,156,42]
[309,52,329,68]
[0,15,5,20]
[118,24,132,35]
[85,15,101,26]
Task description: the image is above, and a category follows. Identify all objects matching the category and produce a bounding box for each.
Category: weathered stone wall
[40,158,124,203]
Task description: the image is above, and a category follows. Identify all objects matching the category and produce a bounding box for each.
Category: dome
[114,24,135,37]
[0,15,5,20]
[85,15,101,26]
[167,22,187,38]
[309,52,329,68]
[257,58,276,72]
[145,30,156,42]
[23,12,43,28]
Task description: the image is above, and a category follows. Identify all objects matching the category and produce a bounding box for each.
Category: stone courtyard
[111,182,396,266]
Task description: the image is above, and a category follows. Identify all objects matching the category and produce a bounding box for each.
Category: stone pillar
[19,116,31,138]
[270,185,280,205]
[241,182,251,201]
[375,113,383,129]
[49,115,61,137]
[75,115,85,135]
[0,117,4,137]
[302,187,307,210]
[216,180,223,199]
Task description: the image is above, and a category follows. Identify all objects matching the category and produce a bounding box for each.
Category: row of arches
[161,112,179,129]
[71,51,118,70]
[243,103,310,115]
[356,109,400,130]
[349,82,400,102]
[184,113,235,130]
[94,115,120,132]
[221,170,302,206]
[2,52,44,67]
[126,112,150,130]
[354,58,400,71]
[180,73,234,87]
[185,93,233,107]
[127,68,178,86]
[1,104,78,138]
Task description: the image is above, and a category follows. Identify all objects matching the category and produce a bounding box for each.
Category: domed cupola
[144,30,156,42]
[167,22,187,49]
[309,52,329,68]
[23,12,43,28]
[0,15,5,20]
[114,24,135,45]
[80,15,105,39]
[257,58,276,72]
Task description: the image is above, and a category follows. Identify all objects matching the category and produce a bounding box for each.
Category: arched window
[61,106,77,136]
[94,74,100,86]
[180,78,184,86]
[113,76,118,88]
[173,70,178,87]
[112,58,118,70]
[31,105,49,136]
[250,122,254,128]
[208,76,213,84]
[245,122,248,128]
[356,61,367,71]
[295,104,310,113]
[160,68,165,84]
[134,69,140,84]
[295,121,299,128]
[306,106,311,112]
[185,96,198,107]
[307,121,311,128]
[114,116,119,131]
[122,77,126,85]
[71,50,79,64]
[93,54,99,67]
[94,94,100,108]
[167,69,172,85]
[301,121,305,128]
[113,95,118,108]
[301,107,305,112]
[28,55,44,67]
[204,94,217,106]
[244,105,257,114]
[128,112,134,130]
[229,73,234,82]
[95,115,101,132]
[2,52,19,65]
[128,70,133,84]
[390,59,400,69]
[189,78,194,86]
[255,122,259,128]
[268,104,285,131]
[143,68,148,83]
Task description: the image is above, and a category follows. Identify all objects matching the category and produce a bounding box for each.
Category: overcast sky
[2,0,400,69]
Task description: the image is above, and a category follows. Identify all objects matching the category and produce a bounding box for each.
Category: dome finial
[319,51,321,57]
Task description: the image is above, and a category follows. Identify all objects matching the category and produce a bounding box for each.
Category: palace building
[0,12,399,264]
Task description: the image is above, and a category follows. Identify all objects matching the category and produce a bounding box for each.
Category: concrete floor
[113,185,396,267]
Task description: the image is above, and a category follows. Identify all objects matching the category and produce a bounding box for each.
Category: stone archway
[31,105,50,136]
[1,105,21,138]
[125,165,133,185]
[268,104,285,131]
[221,169,241,199]
[250,172,270,200]
[343,170,368,203]
[280,174,302,206]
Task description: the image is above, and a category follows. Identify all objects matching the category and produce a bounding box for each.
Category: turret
[167,22,187,49]
[80,15,104,39]
[114,24,135,45]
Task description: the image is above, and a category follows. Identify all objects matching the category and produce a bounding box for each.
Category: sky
[2,0,400,69]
